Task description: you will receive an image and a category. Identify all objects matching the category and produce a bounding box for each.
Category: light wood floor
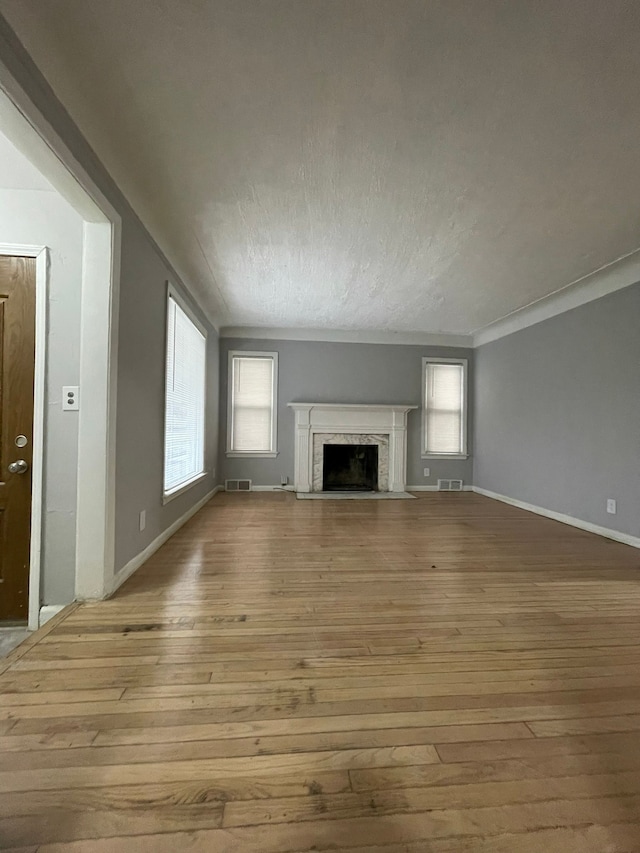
[2,492,640,851]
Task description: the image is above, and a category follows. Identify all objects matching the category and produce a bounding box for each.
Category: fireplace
[288,404,417,493]
[323,444,379,491]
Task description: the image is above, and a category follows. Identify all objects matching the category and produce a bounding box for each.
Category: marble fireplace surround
[288,403,417,493]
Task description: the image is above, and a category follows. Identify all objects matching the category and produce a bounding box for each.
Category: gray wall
[220,338,473,488]
[114,235,220,571]
[474,282,640,539]
[0,187,82,604]
[0,16,220,582]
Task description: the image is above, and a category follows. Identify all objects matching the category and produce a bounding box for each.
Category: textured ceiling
[2,0,640,334]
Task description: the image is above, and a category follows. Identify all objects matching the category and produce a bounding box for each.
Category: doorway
[0,82,120,627]
[0,255,35,620]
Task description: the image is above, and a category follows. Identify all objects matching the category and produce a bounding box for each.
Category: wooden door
[0,256,36,622]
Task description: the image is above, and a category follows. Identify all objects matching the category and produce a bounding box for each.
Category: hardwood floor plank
[351,753,640,791]
[0,725,529,772]
[0,746,437,793]
[0,771,350,817]
[1,688,124,706]
[0,804,224,846]
[10,655,160,670]
[436,731,640,762]
[0,731,98,753]
[2,847,38,853]
[222,783,640,828]
[1,667,214,692]
[528,714,640,737]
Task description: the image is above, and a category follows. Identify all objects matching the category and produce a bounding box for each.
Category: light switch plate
[62,386,79,411]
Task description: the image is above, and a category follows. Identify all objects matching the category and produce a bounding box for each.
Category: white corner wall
[0,186,83,605]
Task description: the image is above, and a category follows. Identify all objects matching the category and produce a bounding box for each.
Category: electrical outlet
[423,467,430,477]
[280,475,288,486]
[607,499,616,515]
[139,510,146,531]
[62,386,79,411]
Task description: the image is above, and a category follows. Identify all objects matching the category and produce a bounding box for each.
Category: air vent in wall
[225,479,252,492]
[437,479,463,492]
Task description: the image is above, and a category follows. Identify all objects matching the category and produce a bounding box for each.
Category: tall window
[227,352,278,456]
[164,289,207,498]
[423,357,468,457]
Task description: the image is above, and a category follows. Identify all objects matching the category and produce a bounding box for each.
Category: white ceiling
[2,0,640,335]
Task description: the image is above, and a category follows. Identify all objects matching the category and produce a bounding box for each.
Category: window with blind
[227,352,278,456]
[163,291,207,497]
[422,358,468,457]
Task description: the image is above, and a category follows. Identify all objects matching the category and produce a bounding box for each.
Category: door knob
[8,460,28,474]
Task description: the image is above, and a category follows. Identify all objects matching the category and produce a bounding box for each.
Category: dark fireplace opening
[322,444,379,491]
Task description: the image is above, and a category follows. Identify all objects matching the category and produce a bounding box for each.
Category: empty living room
[1,1,640,850]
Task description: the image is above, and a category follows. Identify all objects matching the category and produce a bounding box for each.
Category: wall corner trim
[107,486,222,597]
[220,326,473,348]
[473,486,640,550]
[473,249,640,347]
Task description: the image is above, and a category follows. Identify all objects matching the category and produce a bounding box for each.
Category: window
[163,288,207,499]
[422,357,468,457]
[227,351,278,456]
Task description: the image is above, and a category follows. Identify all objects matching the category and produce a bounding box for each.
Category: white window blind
[229,354,276,453]
[424,361,466,455]
[164,295,206,494]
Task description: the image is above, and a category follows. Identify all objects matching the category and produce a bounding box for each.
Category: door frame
[0,244,46,629]
[0,61,121,619]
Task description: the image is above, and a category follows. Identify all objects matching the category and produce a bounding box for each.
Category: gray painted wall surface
[0,187,82,604]
[0,17,220,580]
[114,233,220,571]
[474,282,640,539]
[220,338,473,488]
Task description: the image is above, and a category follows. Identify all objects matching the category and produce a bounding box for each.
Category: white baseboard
[39,604,66,627]
[407,485,474,492]
[108,486,222,596]
[473,486,640,550]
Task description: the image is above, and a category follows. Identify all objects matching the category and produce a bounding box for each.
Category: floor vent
[437,479,463,492]
[225,479,252,492]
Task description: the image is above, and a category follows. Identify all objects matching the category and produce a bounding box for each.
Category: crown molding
[219,326,473,348]
[218,247,640,352]
[473,248,640,347]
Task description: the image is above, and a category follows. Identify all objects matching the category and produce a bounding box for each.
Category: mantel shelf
[288,402,417,410]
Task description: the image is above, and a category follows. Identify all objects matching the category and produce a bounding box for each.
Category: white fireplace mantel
[288,403,417,493]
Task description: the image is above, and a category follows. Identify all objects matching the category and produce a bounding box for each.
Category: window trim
[163,472,209,505]
[421,356,469,459]
[226,350,279,458]
[162,283,208,503]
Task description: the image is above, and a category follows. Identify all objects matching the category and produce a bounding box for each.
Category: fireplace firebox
[322,444,379,491]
